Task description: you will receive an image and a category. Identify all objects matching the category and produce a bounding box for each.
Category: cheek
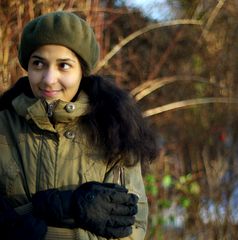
[28,71,40,85]
[28,72,41,96]
[63,77,81,101]
[63,75,81,91]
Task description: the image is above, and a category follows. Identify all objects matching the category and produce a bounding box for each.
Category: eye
[59,62,71,70]
[32,60,44,69]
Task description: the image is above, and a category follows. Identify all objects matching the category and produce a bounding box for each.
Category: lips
[41,89,61,98]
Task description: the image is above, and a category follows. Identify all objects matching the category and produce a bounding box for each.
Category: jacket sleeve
[15,162,148,240]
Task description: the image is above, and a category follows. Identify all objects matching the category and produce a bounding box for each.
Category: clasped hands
[32,181,139,238]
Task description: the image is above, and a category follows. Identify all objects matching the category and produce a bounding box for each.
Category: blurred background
[1,0,238,239]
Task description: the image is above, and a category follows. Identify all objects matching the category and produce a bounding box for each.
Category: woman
[0,11,157,240]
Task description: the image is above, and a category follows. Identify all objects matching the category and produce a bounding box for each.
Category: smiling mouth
[41,89,61,97]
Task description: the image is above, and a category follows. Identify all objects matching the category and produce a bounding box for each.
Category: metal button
[65,103,75,113]
[65,130,75,139]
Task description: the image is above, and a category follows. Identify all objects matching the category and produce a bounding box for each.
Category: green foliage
[145,172,201,239]
[179,196,191,208]
[175,173,201,195]
[162,174,173,188]
[145,174,159,197]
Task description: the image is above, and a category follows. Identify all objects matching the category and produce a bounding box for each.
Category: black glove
[32,188,74,227]
[32,181,138,238]
[0,195,47,240]
[72,181,138,238]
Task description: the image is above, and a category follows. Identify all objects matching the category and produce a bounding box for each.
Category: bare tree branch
[94,19,202,73]
[202,0,226,39]
[131,75,224,101]
[143,97,238,117]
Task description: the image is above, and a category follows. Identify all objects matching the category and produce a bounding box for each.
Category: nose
[42,66,58,85]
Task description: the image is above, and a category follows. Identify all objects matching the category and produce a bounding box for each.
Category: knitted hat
[18,11,100,75]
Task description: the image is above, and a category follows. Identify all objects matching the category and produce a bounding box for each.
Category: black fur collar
[0,77,33,111]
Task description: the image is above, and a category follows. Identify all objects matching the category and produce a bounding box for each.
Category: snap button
[85,193,95,201]
[65,103,75,113]
[65,130,75,139]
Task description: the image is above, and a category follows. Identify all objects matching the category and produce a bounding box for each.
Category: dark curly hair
[79,75,158,167]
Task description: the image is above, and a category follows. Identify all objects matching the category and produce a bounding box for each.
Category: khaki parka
[0,90,148,240]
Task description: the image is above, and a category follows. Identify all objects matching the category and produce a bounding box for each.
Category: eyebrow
[31,55,45,60]
[31,55,77,63]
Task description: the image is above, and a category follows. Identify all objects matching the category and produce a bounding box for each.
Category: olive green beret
[18,11,99,75]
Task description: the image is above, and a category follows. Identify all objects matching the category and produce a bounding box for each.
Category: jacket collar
[12,92,90,132]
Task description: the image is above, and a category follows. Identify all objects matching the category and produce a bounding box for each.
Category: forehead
[30,44,78,60]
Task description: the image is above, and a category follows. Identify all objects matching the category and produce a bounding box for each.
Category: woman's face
[28,45,83,102]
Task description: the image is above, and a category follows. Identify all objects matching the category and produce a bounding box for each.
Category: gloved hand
[0,195,47,240]
[72,181,138,238]
[32,181,138,238]
[32,188,74,227]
